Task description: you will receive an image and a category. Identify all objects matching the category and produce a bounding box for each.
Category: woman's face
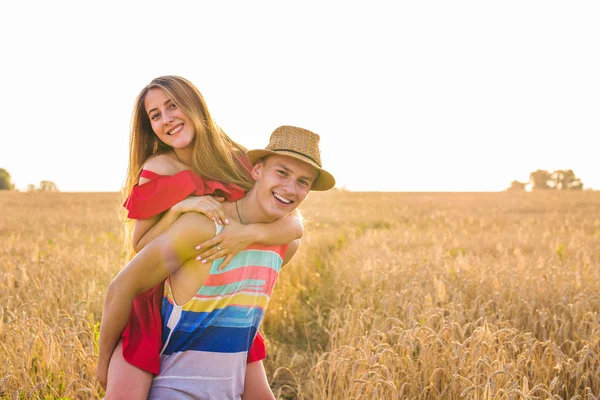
[144,88,195,150]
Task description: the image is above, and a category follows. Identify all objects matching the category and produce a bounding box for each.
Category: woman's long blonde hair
[121,76,254,254]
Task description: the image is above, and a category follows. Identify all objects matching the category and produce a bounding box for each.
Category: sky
[1,1,598,192]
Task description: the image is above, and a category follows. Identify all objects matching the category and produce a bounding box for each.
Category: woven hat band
[270,148,322,167]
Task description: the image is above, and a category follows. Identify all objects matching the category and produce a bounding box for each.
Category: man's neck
[224,194,276,225]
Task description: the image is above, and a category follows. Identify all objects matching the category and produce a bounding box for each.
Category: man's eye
[277,170,287,176]
[298,180,309,187]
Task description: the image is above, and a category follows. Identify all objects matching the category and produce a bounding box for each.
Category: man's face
[251,154,318,221]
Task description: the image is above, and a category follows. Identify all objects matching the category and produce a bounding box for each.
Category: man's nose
[281,179,296,194]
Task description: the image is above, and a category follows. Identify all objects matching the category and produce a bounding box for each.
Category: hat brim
[247,149,336,191]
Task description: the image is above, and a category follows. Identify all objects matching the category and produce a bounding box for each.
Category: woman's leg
[104,340,153,400]
[242,360,276,400]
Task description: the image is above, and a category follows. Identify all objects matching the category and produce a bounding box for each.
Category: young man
[98,125,335,399]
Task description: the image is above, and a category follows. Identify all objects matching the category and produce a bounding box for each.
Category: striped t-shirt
[148,232,288,399]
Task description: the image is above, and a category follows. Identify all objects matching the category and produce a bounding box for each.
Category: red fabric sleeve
[123,170,246,220]
[247,331,267,363]
[140,170,161,180]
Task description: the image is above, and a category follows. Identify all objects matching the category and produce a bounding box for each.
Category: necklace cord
[235,199,245,224]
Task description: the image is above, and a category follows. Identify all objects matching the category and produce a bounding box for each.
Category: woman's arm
[133,195,227,252]
[195,210,304,269]
[96,213,215,387]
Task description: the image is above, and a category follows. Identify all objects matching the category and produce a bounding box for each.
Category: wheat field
[0,190,599,399]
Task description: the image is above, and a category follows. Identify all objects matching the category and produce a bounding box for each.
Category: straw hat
[246,126,336,191]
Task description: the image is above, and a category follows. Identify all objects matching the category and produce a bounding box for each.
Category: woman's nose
[162,111,174,124]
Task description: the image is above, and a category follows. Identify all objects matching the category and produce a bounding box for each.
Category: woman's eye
[298,180,309,187]
[277,170,287,177]
[168,103,177,110]
[150,113,160,120]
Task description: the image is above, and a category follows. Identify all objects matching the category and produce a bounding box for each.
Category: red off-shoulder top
[120,169,266,375]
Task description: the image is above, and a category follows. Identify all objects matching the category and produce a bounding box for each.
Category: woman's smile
[168,123,184,136]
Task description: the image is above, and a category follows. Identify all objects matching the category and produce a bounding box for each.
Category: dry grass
[1,190,599,399]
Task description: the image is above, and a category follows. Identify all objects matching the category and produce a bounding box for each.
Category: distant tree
[27,184,37,192]
[39,181,59,192]
[507,180,526,191]
[0,168,14,190]
[529,170,551,190]
[549,169,583,190]
[526,169,584,191]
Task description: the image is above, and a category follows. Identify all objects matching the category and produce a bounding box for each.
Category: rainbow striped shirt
[148,242,287,399]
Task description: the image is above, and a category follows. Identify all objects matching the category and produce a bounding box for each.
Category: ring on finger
[217,245,222,251]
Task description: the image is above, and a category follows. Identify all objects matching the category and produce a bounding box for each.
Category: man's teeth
[273,193,292,204]
[169,125,183,135]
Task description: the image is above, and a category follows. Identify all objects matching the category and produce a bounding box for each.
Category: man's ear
[251,161,263,181]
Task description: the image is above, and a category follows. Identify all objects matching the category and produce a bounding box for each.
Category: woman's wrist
[247,223,264,243]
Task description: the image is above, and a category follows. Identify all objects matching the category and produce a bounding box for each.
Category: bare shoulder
[138,152,186,184]
[143,152,181,176]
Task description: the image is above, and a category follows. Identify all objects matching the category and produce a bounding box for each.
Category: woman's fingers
[200,206,216,224]
[196,235,219,251]
[206,207,220,225]
[217,255,234,271]
[208,200,228,225]
[196,244,222,261]
[202,205,223,225]
[183,196,229,225]
[214,207,229,225]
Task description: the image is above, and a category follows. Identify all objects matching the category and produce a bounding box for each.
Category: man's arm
[252,210,304,244]
[97,212,216,387]
[282,239,300,267]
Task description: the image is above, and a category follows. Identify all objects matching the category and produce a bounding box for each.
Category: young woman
[99,126,335,398]
[97,76,303,398]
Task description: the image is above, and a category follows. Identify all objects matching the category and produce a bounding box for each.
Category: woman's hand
[195,219,255,270]
[174,195,228,225]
